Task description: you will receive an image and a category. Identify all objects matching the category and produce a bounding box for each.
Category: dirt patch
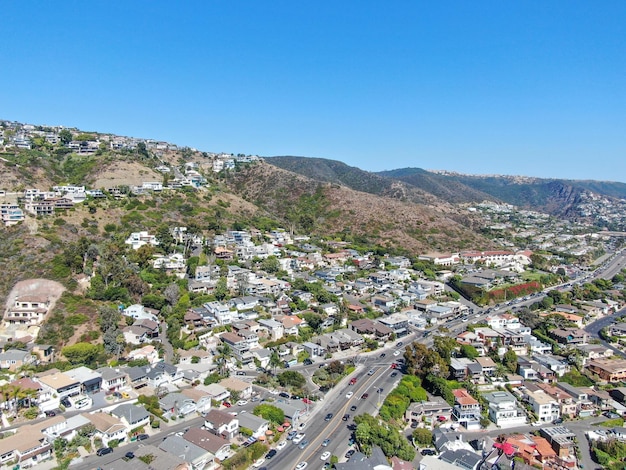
[4,279,65,315]
[92,161,162,189]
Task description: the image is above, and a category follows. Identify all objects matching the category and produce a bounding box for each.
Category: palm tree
[217,343,232,376]
[269,349,281,374]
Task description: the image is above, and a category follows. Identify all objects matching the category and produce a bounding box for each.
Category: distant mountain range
[267,156,626,220]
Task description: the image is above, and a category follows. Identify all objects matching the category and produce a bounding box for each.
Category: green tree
[412,428,433,447]
[503,348,518,373]
[460,344,479,359]
[277,371,306,388]
[62,342,100,365]
[253,404,285,424]
[59,129,72,145]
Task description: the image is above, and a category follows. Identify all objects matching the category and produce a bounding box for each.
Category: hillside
[222,161,490,253]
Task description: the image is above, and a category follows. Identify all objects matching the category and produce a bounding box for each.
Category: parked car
[345,449,355,459]
[266,449,277,459]
[277,440,287,450]
[393,350,401,356]
[421,449,436,456]
[411,421,418,429]
[553,418,563,424]
[124,451,135,460]
[44,410,56,417]
[279,392,290,398]
[136,433,149,441]
[379,353,386,358]
[287,431,298,440]
[236,400,248,406]
[298,422,306,430]
[396,342,403,347]
[252,457,266,468]
[303,358,313,365]
[61,397,71,407]
[390,372,398,377]
[97,447,113,457]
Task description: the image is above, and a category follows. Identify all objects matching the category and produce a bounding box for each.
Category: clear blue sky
[2,1,625,181]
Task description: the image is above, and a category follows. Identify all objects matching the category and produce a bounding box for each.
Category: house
[125,231,159,250]
[405,398,452,425]
[0,349,37,371]
[219,377,253,399]
[147,362,183,387]
[204,408,239,439]
[159,392,197,416]
[483,391,527,428]
[180,388,212,414]
[0,423,53,467]
[587,358,626,382]
[350,318,393,340]
[126,366,149,390]
[377,313,410,338]
[183,427,232,462]
[123,304,159,322]
[127,344,160,364]
[83,412,127,446]
[238,412,269,439]
[201,383,230,402]
[159,435,213,470]
[111,403,151,429]
[525,389,560,423]
[97,367,128,392]
[36,372,81,399]
[3,294,51,326]
[452,389,482,431]
[549,327,589,345]
[65,366,103,394]
[257,318,284,340]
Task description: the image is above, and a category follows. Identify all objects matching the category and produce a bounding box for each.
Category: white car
[292,433,306,444]
[320,451,331,461]
[393,350,401,356]
[295,462,308,470]
[252,457,266,468]
[346,391,354,399]
[277,440,287,450]
[236,400,248,406]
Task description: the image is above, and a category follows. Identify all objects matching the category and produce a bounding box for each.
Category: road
[264,357,404,470]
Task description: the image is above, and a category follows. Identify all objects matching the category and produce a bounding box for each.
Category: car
[349,377,357,385]
[379,352,386,358]
[61,397,72,407]
[421,449,436,456]
[390,372,398,377]
[360,393,369,400]
[303,358,313,365]
[298,439,309,449]
[97,447,113,456]
[393,350,401,356]
[136,433,149,441]
[553,418,563,424]
[279,392,290,398]
[346,391,354,399]
[44,410,56,417]
[437,415,447,422]
[236,371,246,375]
[277,440,287,450]
[320,451,331,461]
[531,421,542,427]
[251,396,259,402]
[236,400,248,406]
[324,413,334,421]
[302,397,313,404]
[121,391,130,399]
[112,391,122,399]
[287,431,298,440]
[252,458,266,468]
[396,341,403,347]
[368,369,375,376]
[342,413,350,421]
[222,401,232,408]
[350,405,357,412]
[322,438,331,447]
[295,462,308,470]
[298,422,306,430]
[124,451,135,460]
[292,433,306,444]
[345,449,355,459]
[266,449,277,459]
